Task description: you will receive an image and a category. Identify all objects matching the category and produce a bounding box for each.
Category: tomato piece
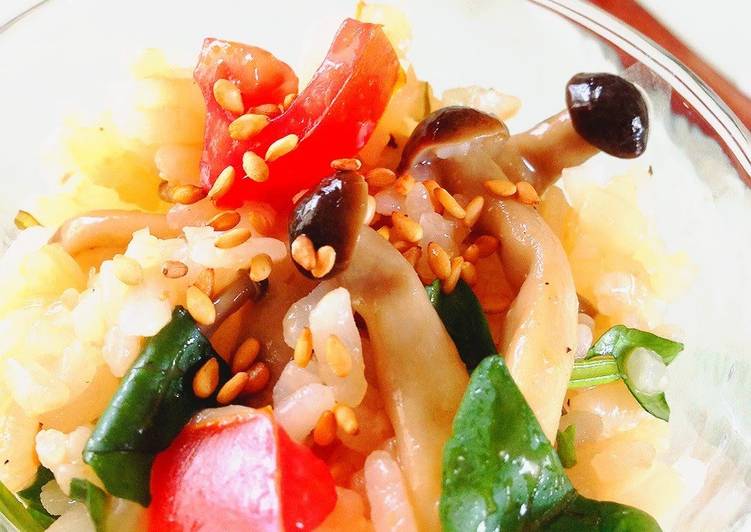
[148,407,336,532]
[194,38,299,210]
[194,19,400,211]
[278,428,338,531]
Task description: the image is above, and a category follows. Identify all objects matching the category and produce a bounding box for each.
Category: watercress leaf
[586,325,683,364]
[16,467,56,528]
[569,356,620,389]
[69,479,107,532]
[556,425,577,468]
[83,307,231,506]
[425,280,496,370]
[0,480,46,532]
[587,325,684,421]
[441,355,662,532]
[441,355,574,531]
[544,496,663,531]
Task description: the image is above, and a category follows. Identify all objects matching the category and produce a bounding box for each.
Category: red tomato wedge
[194,18,400,211]
[148,407,337,532]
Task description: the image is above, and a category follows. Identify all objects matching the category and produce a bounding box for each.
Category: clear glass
[1,1,749,530]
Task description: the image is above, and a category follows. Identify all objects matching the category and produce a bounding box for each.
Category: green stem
[0,481,45,532]
[568,356,620,389]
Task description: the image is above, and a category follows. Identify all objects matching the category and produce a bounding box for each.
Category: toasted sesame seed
[364,195,377,225]
[250,253,273,282]
[232,337,261,373]
[423,179,444,213]
[213,79,244,114]
[463,196,485,227]
[228,114,269,141]
[365,167,396,187]
[394,173,415,196]
[417,269,436,286]
[442,256,464,294]
[248,103,282,118]
[242,151,269,183]
[14,210,40,230]
[330,158,362,171]
[436,188,466,219]
[376,226,391,240]
[186,285,216,326]
[427,242,451,280]
[403,246,422,267]
[265,134,299,162]
[291,234,317,271]
[461,261,477,285]
[193,358,219,399]
[113,255,143,286]
[462,244,480,263]
[162,260,188,279]
[194,268,215,297]
[312,245,336,278]
[215,227,252,249]
[283,92,297,109]
[158,180,173,202]
[325,335,352,378]
[293,327,313,368]
[474,235,499,258]
[216,372,250,405]
[244,361,270,394]
[423,179,440,194]
[208,166,235,201]
[313,410,337,446]
[171,184,207,205]
[391,212,423,243]
[207,211,241,231]
[516,181,540,205]
[392,240,412,253]
[484,179,517,197]
[333,404,359,435]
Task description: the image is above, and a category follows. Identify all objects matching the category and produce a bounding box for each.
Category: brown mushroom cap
[566,72,649,158]
[398,106,509,174]
[288,170,368,280]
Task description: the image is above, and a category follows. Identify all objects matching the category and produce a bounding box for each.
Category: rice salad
[0,3,747,532]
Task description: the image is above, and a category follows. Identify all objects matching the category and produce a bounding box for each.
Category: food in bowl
[0,4,697,531]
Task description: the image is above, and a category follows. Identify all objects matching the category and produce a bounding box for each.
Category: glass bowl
[1,1,749,530]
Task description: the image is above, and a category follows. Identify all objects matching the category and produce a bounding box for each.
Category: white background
[2,0,750,98]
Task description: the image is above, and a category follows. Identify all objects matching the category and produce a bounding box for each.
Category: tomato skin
[148,408,336,532]
[194,38,299,211]
[278,429,338,531]
[194,19,400,211]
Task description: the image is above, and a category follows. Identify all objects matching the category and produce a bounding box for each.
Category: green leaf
[69,479,107,532]
[83,307,231,506]
[16,467,56,529]
[440,355,662,532]
[425,280,496,370]
[556,425,577,469]
[0,480,46,532]
[569,356,620,389]
[587,325,684,421]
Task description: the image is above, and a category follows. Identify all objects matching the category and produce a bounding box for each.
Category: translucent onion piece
[282,280,338,349]
[274,383,336,442]
[309,287,366,407]
[365,450,419,532]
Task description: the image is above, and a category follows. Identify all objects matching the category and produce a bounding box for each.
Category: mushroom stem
[199,273,268,336]
[50,210,179,256]
[500,110,599,193]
